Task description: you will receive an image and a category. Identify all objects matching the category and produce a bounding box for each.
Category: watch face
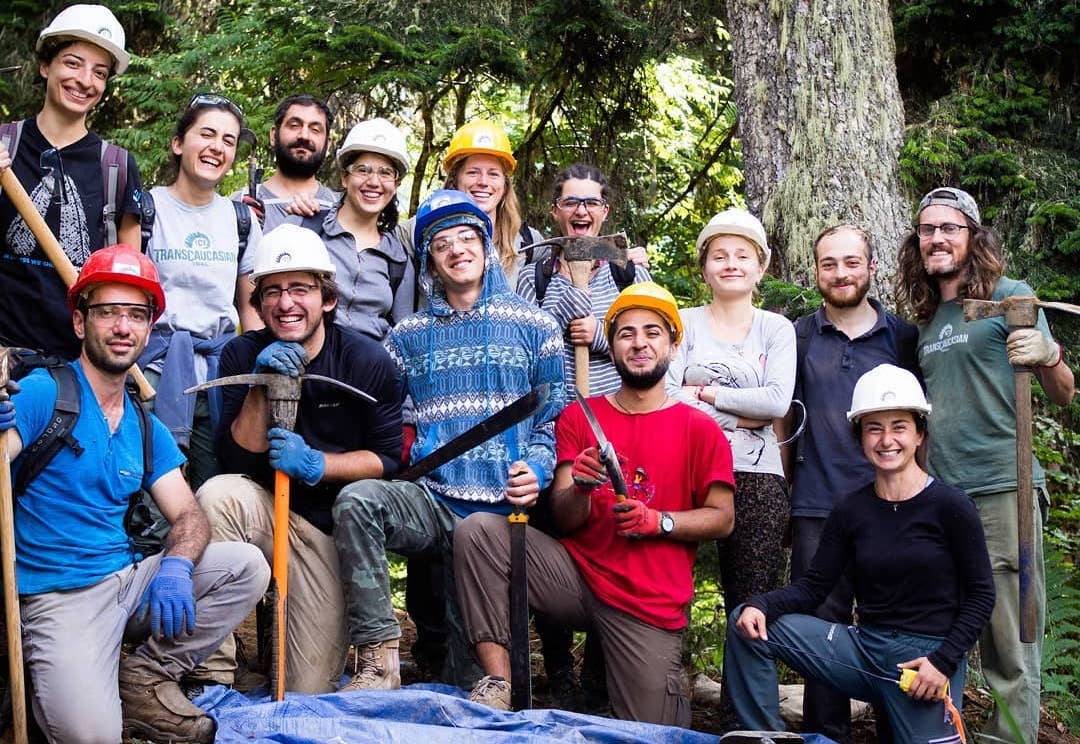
[661,513,675,534]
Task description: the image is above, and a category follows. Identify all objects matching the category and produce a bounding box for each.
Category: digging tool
[575,388,628,502]
[239,128,263,205]
[508,495,531,711]
[0,350,27,744]
[963,296,1080,642]
[527,235,629,394]
[0,168,155,401]
[186,372,374,699]
[397,385,551,483]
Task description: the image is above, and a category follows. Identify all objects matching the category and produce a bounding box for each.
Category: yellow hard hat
[604,282,683,345]
[443,119,516,175]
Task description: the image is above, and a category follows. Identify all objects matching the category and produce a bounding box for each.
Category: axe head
[963,297,1038,328]
[552,234,629,267]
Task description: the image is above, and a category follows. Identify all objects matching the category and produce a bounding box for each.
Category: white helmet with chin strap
[37,4,130,75]
[250,224,336,283]
[846,364,931,423]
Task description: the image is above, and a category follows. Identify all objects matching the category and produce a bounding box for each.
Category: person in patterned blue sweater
[333,189,565,692]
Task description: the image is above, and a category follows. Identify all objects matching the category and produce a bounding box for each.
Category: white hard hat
[37,4,130,75]
[846,364,931,423]
[250,224,336,283]
[336,118,410,177]
[696,208,771,268]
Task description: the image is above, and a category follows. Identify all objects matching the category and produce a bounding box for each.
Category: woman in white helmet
[280,118,415,343]
[0,4,144,360]
[665,209,795,650]
[139,92,263,491]
[722,364,995,743]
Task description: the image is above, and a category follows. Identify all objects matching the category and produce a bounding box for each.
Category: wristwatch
[659,512,675,536]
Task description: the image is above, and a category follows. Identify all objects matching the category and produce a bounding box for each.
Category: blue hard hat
[413,189,492,251]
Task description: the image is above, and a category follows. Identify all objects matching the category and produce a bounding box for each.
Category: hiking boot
[469,675,511,711]
[340,639,401,692]
[119,656,215,744]
[546,665,584,712]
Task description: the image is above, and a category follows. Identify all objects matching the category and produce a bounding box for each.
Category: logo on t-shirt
[921,321,968,357]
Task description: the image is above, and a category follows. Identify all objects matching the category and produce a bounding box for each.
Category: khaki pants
[197,474,347,694]
[454,512,689,727]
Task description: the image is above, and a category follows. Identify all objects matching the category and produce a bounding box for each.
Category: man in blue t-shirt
[895,187,1075,743]
[0,244,268,743]
[783,224,919,743]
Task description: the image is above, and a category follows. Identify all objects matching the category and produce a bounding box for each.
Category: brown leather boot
[118,655,216,743]
[340,639,401,691]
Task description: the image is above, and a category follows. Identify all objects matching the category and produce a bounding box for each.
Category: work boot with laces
[468,675,511,711]
[118,655,215,743]
[340,639,401,691]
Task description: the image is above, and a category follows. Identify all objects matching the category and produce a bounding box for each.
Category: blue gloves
[254,341,308,376]
[0,400,14,432]
[138,556,196,639]
[268,427,325,485]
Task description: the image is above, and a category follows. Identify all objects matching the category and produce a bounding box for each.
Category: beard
[613,354,671,390]
[274,137,327,179]
[819,273,871,309]
[82,331,140,375]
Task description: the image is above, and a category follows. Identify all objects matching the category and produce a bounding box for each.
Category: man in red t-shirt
[455,282,734,725]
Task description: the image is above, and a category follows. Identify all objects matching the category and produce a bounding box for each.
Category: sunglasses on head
[186,92,244,122]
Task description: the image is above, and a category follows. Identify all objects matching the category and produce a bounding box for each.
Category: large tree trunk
[725,0,908,296]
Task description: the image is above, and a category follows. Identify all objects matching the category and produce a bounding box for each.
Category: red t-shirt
[555,397,735,630]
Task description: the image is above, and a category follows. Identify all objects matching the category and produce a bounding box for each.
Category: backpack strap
[14,365,83,495]
[533,254,557,303]
[233,200,252,264]
[138,189,156,252]
[0,121,24,164]
[519,222,535,264]
[125,378,153,485]
[609,261,636,292]
[100,141,127,246]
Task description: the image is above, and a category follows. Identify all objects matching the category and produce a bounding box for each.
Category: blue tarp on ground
[195,683,839,744]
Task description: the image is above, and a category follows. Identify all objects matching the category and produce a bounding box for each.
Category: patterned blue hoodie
[386,211,566,516]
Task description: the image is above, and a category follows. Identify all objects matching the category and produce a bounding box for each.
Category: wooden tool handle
[1015,368,1037,643]
[0,169,156,401]
[271,468,290,700]
[0,374,29,744]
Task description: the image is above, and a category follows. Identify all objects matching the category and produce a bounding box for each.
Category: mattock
[963,296,1080,642]
[186,372,374,699]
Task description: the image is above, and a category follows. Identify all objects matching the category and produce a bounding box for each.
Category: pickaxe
[186,371,374,699]
[0,349,28,744]
[0,168,156,401]
[527,234,629,394]
[963,296,1080,642]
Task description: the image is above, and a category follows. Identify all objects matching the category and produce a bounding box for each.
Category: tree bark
[724,0,909,296]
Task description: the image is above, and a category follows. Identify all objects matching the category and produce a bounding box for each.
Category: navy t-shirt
[0,118,142,358]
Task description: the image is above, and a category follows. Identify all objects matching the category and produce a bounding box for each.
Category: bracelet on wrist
[1041,343,1064,369]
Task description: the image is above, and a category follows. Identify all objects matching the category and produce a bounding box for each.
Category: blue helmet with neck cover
[413,189,492,254]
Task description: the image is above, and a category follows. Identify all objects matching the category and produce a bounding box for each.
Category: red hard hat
[67,244,166,321]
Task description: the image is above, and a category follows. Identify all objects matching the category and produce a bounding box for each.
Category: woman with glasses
[138,92,263,491]
[0,5,143,360]
[286,118,414,343]
[664,208,795,715]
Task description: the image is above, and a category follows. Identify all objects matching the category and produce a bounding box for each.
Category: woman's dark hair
[337,150,400,233]
[37,38,117,81]
[551,163,611,203]
[168,100,243,184]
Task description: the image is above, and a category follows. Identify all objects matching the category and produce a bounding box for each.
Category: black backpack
[532,255,637,303]
[12,357,167,559]
[137,190,252,259]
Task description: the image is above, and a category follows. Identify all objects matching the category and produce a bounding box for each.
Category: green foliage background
[2,0,1079,732]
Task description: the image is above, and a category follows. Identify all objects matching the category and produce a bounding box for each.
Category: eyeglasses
[917,223,968,238]
[86,303,152,327]
[345,162,399,183]
[260,283,319,304]
[430,229,482,254]
[187,92,244,123]
[553,196,607,212]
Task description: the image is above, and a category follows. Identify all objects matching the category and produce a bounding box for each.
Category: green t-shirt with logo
[918,277,1053,495]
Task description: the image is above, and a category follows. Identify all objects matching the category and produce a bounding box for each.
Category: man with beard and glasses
[896,188,1074,744]
[194,224,403,694]
[779,224,919,743]
[0,244,267,743]
[234,94,337,232]
[455,282,734,724]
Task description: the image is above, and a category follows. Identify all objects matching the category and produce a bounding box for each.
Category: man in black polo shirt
[196,224,403,694]
[783,224,919,743]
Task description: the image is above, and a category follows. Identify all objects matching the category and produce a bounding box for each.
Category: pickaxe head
[963,297,1040,329]
[531,234,629,267]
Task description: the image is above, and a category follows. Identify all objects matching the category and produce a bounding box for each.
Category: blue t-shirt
[11,361,185,595]
[790,300,920,517]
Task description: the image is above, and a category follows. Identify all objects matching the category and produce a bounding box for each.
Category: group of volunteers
[0,6,1073,744]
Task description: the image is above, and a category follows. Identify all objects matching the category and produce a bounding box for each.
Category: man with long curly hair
[895,187,1075,743]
